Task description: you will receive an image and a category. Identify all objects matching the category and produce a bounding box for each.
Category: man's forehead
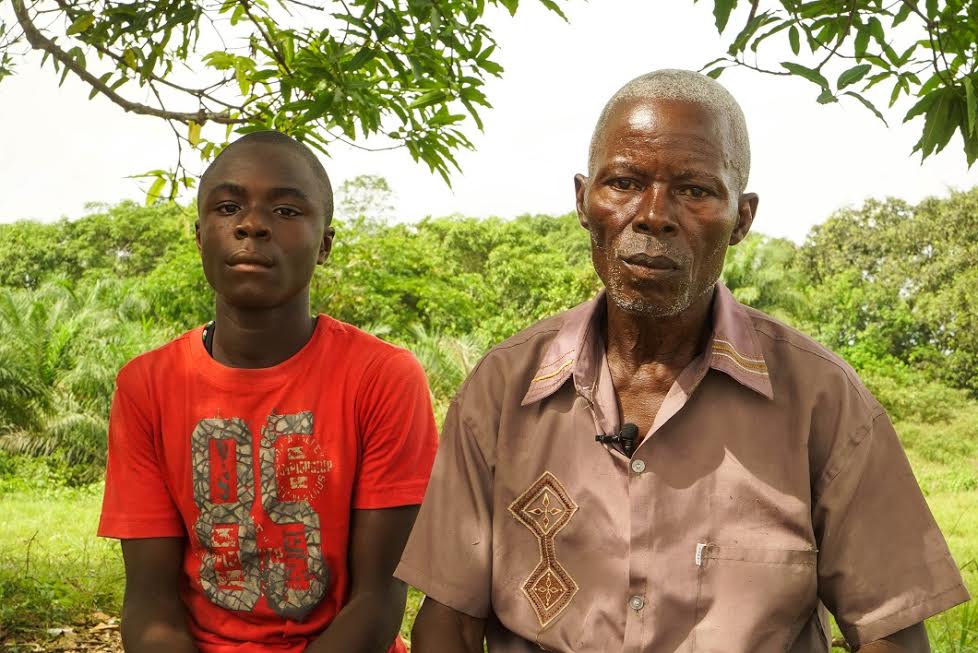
[201,142,320,194]
[603,97,728,144]
[594,97,735,175]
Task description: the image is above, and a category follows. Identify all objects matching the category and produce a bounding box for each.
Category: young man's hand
[306,505,419,653]
[411,597,486,653]
[120,538,198,653]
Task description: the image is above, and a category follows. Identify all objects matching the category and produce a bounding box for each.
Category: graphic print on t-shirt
[191,411,332,620]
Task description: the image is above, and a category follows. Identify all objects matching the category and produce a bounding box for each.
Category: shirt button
[631,459,646,473]
[629,595,645,611]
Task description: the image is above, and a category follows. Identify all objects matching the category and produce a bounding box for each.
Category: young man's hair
[198,130,334,224]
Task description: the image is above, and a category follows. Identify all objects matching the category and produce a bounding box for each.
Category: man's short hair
[588,69,751,194]
[199,130,334,224]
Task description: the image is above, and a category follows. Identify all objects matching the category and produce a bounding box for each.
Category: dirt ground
[0,614,122,652]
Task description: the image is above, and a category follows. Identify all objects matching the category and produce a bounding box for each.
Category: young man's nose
[234,209,272,240]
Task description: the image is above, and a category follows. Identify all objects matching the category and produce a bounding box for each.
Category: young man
[98,131,438,653]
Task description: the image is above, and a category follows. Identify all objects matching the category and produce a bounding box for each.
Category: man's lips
[620,253,680,270]
[226,250,274,268]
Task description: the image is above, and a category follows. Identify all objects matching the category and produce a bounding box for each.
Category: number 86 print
[191,412,329,619]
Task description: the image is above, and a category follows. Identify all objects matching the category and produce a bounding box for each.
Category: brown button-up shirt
[396,283,969,652]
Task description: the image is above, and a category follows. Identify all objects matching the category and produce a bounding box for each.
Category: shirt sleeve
[98,364,185,539]
[814,405,970,646]
[394,393,494,619]
[351,350,438,509]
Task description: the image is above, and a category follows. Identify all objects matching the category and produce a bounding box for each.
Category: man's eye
[215,202,239,215]
[609,178,639,191]
[680,186,710,199]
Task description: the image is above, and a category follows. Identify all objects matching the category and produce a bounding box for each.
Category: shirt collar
[520,282,773,406]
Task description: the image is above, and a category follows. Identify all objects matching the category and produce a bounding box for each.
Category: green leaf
[89,72,112,99]
[538,0,568,20]
[408,89,448,109]
[913,91,952,158]
[892,2,913,27]
[854,26,870,58]
[889,80,903,107]
[713,0,737,34]
[188,121,202,147]
[146,177,166,206]
[868,17,885,44]
[706,66,725,79]
[816,88,837,104]
[905,92,939,122]
[346,47,376,72]
[788,25,800,55]
[66,13,95,36]
[781,62,829,90]
[843,91,888,126]
[498,0,518,16]
[925,0,938,19]
[837,64,871,90]
[728,12,776,55]
[965,77,976,137]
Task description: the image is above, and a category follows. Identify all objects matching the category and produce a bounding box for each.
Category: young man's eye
[215,202,239,215]
[275,206,301,218]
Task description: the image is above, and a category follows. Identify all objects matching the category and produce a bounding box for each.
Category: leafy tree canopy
[700,0,978,164]
[1,0,566,198]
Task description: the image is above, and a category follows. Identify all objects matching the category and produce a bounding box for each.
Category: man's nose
[234,208,271,240]
[631,184,678,237]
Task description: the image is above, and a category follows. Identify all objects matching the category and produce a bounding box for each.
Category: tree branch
[10,0,244,125]
[816,0,857,70]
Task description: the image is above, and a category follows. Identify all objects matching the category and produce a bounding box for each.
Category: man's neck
[604,287,715,376]
[211,291,316,369]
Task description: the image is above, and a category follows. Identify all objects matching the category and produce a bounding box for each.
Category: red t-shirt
[98,315,438,652]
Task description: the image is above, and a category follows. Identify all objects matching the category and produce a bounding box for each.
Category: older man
[394,70,970,652]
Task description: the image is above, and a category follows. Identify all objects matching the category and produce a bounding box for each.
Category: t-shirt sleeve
[394,393,493,619]
[98,364,185,539]
[351,350,438,509]
[814,405,970,646]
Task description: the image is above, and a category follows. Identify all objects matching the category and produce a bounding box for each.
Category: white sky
[2,0,977,243]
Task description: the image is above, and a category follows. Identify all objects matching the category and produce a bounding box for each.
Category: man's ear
[730,192,758,246]
[574,174,590,230]
[318,225,335,265]
[194,220,202,252]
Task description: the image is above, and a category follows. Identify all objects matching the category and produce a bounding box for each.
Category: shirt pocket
[693,543,819,653]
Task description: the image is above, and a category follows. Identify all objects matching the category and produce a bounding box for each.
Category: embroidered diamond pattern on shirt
[509,471,579,628]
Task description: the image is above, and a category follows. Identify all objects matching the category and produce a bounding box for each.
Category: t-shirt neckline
[188,314,329,391]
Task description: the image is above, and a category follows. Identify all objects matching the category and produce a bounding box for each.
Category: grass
[0,404,975,650]
[0,482,426,642]
[0,484,122,635]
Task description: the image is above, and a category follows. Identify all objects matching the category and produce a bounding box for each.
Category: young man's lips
[226,250,274,268]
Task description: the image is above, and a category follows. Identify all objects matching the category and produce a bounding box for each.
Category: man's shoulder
[459,301,592,398]
[318,314,417,367]
[115,328,197,392]
[743,306,878,411]
[317,315,428,395]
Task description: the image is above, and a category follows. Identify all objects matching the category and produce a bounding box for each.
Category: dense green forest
[0,190,977,648]
[0,189,977,479]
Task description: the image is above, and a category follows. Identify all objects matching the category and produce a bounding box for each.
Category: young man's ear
[318,226,335,265]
